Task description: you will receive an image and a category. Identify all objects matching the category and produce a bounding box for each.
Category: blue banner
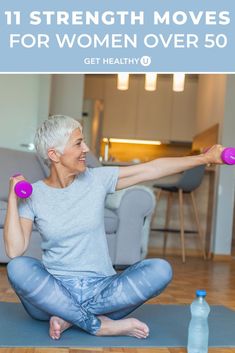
[0,0,234,72]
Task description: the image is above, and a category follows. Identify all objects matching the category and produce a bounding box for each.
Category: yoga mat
[0,302,234,348]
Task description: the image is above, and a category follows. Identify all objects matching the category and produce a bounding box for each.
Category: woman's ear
[47,148,61,164]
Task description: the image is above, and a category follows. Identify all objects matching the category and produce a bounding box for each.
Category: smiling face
[57,128,89,174]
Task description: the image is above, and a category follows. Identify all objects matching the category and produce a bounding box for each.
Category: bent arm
[116,144,224,190]
[3,181,33,258]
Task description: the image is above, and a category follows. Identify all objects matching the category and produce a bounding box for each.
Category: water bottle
[187,289,210,353]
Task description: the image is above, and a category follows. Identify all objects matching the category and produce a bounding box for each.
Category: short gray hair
[34,115,82,167]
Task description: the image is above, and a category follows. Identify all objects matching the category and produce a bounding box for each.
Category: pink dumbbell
[221,147,235,165]
[12,174,33,198]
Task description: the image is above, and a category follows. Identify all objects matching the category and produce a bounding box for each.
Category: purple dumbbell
[221,147,235,165]
[12,174,33,198]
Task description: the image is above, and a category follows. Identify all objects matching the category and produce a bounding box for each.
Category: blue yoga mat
[0,302,234,347]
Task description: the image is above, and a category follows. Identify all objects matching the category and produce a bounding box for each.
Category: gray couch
[0,147,155,266]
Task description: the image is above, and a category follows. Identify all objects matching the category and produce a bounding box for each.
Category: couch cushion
[0,201,7,227]
[104,208,118,234]
[0,148,46,201]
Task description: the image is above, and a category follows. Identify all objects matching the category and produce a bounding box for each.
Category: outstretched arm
[116,144,224,190]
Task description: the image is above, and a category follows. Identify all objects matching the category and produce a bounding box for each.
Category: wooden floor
[1,255,235,353]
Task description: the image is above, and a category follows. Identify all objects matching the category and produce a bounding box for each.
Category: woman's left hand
[203,144,224,165]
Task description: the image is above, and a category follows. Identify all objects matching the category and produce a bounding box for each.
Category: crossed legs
[7,256,173,339]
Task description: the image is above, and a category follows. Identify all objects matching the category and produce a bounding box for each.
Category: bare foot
[49,316,72,340]
[96,315,149,339]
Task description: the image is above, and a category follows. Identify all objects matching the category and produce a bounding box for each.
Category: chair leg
[155,188,162,205]
[179,189,186,263]
[163,192,172,256]
[190,191,206,260]
[151,188,162,227]
[153,188,162,218]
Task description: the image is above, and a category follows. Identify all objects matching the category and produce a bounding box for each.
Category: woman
[4,115,224,340]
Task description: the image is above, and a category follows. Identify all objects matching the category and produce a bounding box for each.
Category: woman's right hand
[9,174,26,198]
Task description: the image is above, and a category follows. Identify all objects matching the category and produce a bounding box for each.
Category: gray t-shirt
[18,167,119,277]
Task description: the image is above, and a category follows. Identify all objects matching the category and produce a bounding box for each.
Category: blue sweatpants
[7,256,173,335]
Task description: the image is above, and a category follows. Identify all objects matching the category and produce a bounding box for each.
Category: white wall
[0,74,84,151]
[212,75,235,255]
[50,75,84,120]
[0,75,46,151]
[37,75,52,127]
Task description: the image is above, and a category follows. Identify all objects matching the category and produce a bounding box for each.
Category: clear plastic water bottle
[187,289,210,353]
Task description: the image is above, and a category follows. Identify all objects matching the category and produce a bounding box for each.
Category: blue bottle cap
[196,289,207,297]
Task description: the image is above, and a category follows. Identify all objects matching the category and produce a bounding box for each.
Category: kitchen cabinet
[84,74,105,100]
[170,78,197,141]
[103,76,138,139]
[135,76,173,141]
[84,74,198,142]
